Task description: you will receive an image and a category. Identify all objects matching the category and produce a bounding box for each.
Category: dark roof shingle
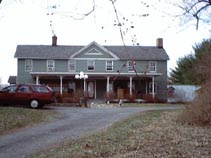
[14,44,169,60]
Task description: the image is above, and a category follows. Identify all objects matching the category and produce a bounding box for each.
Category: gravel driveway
[0,106,180,158]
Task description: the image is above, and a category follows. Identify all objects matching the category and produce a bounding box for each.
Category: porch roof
[30,72,162,78]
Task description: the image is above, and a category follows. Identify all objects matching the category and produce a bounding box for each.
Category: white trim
[60,76,63,95]
[70,41,120,60]
[30,72,162,76]
[106,76,110,93]
[129,77,133,96]
[36,76,39,85]
[29,71,163,77]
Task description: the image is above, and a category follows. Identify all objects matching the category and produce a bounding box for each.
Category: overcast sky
[0,0,210,84]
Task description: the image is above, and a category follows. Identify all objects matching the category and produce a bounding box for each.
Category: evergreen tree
[170,38,211,85]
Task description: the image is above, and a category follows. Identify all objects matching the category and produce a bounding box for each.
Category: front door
[87,81,95,99]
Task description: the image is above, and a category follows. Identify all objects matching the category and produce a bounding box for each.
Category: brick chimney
[156,38,163,48]
[52,35,57,46]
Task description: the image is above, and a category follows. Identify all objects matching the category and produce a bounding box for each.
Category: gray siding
[155,60,168,101]
[55,60,68,72]
[17,59,34,84]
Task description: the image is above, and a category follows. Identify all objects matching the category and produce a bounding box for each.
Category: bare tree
[175,0,211,29]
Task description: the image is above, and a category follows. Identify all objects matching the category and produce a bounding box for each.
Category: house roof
[14,42,169,60]
[8,76,17,84]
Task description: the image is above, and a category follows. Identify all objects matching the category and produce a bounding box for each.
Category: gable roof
[14,41,169,60]
[70,41,119,59]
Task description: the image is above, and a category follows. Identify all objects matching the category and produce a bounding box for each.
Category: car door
[0,85,17,105]
[15,85,31,105]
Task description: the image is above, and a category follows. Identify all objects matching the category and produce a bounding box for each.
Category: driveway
[0,106,180,158]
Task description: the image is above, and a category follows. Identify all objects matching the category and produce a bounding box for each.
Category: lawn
[33,109,211,158]
[0,107,59,135]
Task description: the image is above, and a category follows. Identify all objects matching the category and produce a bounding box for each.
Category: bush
[177,80,211,126]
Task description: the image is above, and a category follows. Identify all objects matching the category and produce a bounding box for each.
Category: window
[149,61,157,72]
[2,85,17,93]
[32,86,49,93]
[47,60,55,72]
[18,85,30,93]
[128,61,135,72]
[68,60,76,71]
[106,61,113,71]
[87,60,95,71]
[25,60,33,72]
[149,82,157,94]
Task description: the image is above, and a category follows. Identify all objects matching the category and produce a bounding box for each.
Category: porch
[31,72,161,104]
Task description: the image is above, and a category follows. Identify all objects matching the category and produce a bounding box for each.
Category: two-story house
[14,36,169,103]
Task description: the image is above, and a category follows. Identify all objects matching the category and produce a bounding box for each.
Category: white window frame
[87,60,95,71]
[25,60,33,72]
[149,82,157,94]
[106,60,113,71]
[68,60,76,72]
[47,60,55,72]
[149,61,157,73]
[127,61,135,72]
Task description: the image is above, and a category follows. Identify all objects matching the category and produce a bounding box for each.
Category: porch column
[36,76,39,85]
[145,81,148,94]
[60,76,63,96]
[152,76,155,99]
[106,76,110,93]
[129,76,133,96]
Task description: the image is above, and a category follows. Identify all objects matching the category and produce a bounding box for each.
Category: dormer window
[47,60,55,72]
[149,61,157,72]
[87,60,95,71]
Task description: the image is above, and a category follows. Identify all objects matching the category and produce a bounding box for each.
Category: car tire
[30,99,40,109]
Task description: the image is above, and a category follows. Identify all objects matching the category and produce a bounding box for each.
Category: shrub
[177,80,211,126]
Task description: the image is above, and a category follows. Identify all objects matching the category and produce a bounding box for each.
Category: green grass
[0,107,59,135]
[32,110,164,158]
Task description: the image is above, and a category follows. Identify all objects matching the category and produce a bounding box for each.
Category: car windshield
[2,85,17,93]
[32,86,49,93]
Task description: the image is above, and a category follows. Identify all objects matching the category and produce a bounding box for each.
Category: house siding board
[17,59,34,84]
[33,60,46,72]
[75,60,87,72]
[55,59,68,72]
[155,61,168,101]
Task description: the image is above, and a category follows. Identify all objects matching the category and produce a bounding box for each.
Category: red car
[0,84,55,109]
